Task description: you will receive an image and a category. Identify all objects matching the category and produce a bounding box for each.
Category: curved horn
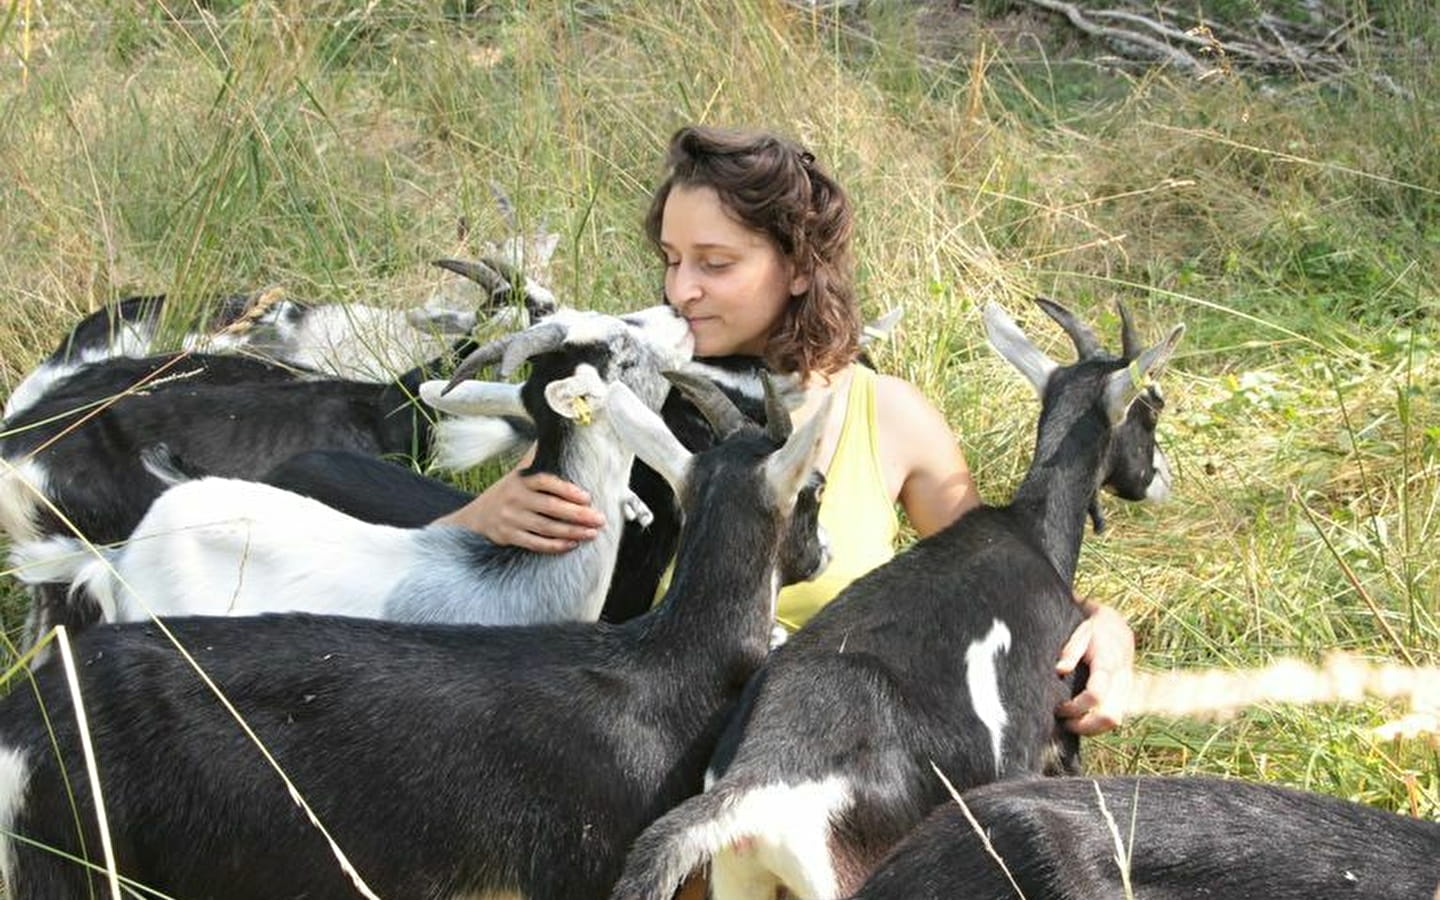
[1034,296,1102,360]
[498,320,567,377]
[664,370,750,439]
[439,333,514,395]
[1117,301,1142,359]
[432,258,513,300]
[762,374,792,444]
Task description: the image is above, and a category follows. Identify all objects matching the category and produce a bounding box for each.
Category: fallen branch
[1017,0,1406,92]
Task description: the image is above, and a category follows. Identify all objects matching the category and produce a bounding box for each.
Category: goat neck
[1006,362,1121,585]
[620,375,829,673]
[510,348,638,601]
[641,434,789,669]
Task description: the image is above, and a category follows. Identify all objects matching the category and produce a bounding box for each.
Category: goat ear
[420,380,527,419]
[983,302,1057,396]
[605,382,694,495]
[764,391,831,509]
[544,364,608,423]
[1102,323,1185,424]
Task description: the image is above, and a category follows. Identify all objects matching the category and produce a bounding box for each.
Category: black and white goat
[0,372,830,900]
[610,298,1185,900]
[0,318,500,545]
[10,306,692,628]
[852,775,1440,900]
[249,353,806,625]
[1,253,558,423]
[1,292,260,422]
[0,339,487,646]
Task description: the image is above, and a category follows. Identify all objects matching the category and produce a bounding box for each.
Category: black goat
[610,299,1184,900]
[0,372,830,900]
[852,775,1440,900]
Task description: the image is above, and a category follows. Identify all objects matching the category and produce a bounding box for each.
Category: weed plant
[0,0,1434,877]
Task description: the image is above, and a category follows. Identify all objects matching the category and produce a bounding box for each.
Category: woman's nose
[668,262,702,305]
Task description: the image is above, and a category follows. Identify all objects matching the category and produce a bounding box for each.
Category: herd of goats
[0,256,1434,899]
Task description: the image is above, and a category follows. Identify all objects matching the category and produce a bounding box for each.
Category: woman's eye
[702,259,732,272]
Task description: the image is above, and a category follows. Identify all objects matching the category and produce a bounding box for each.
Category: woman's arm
[433,446,605,553]
[874,374,979,537]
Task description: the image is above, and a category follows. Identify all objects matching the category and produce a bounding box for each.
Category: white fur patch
[0,745,30,889]
[431,417,528,471]
[1146,448,1173,502]
[259,304,452,382]
[6,535,95,586]
[0,458,51,545]
[543,309,625,346]
[86,478,419,622]
[964,619,1013,778]
[705,777,852,900]
[4,362,77,421]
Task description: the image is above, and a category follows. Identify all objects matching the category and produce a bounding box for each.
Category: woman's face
[660,184,809,357]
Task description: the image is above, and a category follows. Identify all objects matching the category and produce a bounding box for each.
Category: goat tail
[609,779,763,900]
[7,537,122,621]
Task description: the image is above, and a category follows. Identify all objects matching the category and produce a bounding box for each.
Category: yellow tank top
[774,365,898,631]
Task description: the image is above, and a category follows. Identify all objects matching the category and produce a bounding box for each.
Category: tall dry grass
[0,0,1435,856]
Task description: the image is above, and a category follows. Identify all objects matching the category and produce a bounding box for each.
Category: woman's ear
[789,264,812,297]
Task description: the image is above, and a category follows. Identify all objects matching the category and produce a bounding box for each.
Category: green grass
[0,0,1435,871]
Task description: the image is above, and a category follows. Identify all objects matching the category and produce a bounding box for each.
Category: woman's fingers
[1055,601,1136,736]
[432,464,605,551]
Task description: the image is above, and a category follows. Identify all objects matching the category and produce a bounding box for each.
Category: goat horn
[498,321,567,377]
[1034,296,1102,360]
[432,258,514,302]
[664,370,750,439]
[1117,301,1142,359]
[762,373,792,443]
[439,333,515,395]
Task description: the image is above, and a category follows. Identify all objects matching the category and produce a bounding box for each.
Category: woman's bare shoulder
[869,371,978,534]
[872,372,948,431]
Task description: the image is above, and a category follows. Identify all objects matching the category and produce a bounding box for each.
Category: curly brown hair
[644,125,860,379]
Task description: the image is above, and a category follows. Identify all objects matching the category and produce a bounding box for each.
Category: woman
[439,125,1132,736]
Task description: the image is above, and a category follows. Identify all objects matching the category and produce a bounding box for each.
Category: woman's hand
[1055,599,1136,736]
[434,463,605,554]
